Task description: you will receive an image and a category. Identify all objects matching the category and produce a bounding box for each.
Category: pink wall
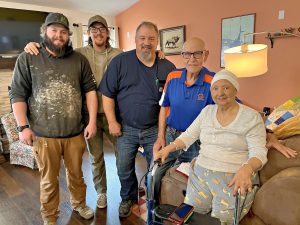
[116,0,300,111]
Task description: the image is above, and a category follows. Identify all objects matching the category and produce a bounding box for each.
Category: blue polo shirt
[99,50,175,129]
[161,67,215,131]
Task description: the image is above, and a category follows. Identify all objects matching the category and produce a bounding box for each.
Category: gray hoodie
[10,45,97,138]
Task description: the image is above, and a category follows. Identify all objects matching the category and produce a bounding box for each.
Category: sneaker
[74,205,94,220]
[119,200,134,218]
[43,221,56,225]
[97,193,107,208]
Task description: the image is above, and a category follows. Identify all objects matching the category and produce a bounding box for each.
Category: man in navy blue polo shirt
[152,37,215,204]
[99,21,175,217]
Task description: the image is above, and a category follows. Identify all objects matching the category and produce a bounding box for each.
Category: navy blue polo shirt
[161,67,215,131]
[99,50,175,129]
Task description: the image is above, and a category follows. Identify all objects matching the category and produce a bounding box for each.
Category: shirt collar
[180,67,208,86]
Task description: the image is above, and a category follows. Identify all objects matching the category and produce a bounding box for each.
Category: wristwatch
[16,125,30,132]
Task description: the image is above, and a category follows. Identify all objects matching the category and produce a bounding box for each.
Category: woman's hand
[228,164,253,196]
[154,139,185,164]
[153,146,170,164]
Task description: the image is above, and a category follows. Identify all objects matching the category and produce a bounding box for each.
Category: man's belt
[167,126,183,135]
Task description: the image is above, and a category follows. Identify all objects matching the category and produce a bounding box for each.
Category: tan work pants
[33,133,87,222]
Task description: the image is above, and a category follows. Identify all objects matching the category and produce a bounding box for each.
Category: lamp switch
[278,10,285,20]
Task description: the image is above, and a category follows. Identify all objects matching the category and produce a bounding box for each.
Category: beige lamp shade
[224,44,268,77]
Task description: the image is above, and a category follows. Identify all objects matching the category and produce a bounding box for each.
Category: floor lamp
[224,28,300,77]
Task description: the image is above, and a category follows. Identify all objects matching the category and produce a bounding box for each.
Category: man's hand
[108,121,122,137]
[266,132,297,158]
[24,42,41,55]
[84,123,97,139]
[153,136,165,157]
[19,128,36,146]
[157,50,165,59]
[228,164,253,196]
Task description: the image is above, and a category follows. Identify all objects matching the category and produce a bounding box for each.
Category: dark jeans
[116,124,157,201]
[148,126,200,204]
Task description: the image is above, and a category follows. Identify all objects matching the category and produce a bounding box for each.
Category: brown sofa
[160,134,300,225]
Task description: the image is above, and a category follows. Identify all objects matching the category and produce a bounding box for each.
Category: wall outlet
[278,10,285,20]
[263,107,271,116]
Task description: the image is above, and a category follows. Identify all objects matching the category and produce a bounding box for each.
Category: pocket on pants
[32,137,43,171]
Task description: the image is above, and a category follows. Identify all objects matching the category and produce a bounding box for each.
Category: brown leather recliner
[160,135,300,225]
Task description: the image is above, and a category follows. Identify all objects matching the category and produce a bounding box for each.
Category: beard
[140,45,154,61]
[141,51,152,61]
[43,33,69,57]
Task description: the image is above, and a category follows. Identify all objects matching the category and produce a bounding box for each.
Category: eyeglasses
[89,27,107,34]
[181,50,206,59]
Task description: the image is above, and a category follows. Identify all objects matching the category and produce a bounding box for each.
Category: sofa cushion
[1,113,19,143]
[240,213,265,225]
[251,167,300,225]
[260,134,300,184]
[160,165,188,206]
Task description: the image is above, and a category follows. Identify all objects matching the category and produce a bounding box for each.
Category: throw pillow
[265,96,300,130]
[1,112,19,143]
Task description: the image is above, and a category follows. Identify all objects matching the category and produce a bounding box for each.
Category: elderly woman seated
[154,69,268,224]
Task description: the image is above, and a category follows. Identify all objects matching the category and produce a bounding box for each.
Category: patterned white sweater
[179,104,268,173]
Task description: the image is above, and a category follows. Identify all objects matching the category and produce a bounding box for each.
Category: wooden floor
[0,137,148,225]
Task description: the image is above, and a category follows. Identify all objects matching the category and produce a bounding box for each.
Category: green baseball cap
[88,15,108,28]
[45,12,70,30]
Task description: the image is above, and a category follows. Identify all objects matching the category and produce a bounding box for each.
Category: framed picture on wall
[159,25,186,55]
[221,13,255,67]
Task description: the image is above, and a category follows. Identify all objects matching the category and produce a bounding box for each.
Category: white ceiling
[2,0,139,16]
